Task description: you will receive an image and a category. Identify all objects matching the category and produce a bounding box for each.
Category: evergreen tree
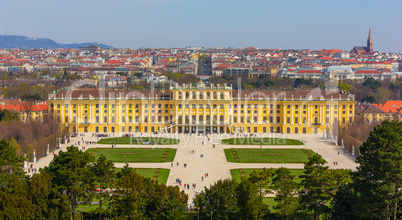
[249,168,273,196]
[44,145,94,218]
[271,167,300,219]
[0,175,32,219]
[90,154,115,220]
[0,139,25,186]
[194,179,239,220]
[299,154,332,220]
[351,120,402,219]
[237,178,267,220]
[107,172,151,219]
[145,183,188,220]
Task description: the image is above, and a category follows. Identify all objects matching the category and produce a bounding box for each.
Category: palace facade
[48,82,355,134]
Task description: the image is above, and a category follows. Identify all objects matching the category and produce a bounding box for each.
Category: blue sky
[1,0,401,52]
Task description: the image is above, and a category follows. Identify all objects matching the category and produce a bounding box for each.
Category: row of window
[55,103,354,110]
[62,114,352,125]
[175,91,230,100]
[78,126,328,134]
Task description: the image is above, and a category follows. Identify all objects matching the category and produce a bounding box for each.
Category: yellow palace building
[48,82,355,134]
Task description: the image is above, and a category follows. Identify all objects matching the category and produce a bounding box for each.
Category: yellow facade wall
[49,89,354,134]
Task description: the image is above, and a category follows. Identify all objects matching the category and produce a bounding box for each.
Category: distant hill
[0,35,111,49]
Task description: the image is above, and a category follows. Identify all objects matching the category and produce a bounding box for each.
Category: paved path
[24,132,358,204]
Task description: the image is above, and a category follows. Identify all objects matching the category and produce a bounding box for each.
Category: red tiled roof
[321,49,343,53]
[355,70,380,74]
[373,101,402,113]
[296,69,322,74]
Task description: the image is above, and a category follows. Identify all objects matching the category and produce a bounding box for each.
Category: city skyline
[1,0,402,52]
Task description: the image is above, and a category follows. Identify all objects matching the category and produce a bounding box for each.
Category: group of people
[201,173,209,181]
[94,133,109,138]
[175,179,196,189]
[27,168,38,173]
[183,183,196,189]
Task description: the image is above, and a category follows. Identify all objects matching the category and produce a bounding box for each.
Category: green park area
[77,168,170,213]
[115,168,170,184]
[230,168,305,183]
[224,148,316,163]
[88,148,177,163]
[97,137,180,145]
[263,197,277,207]
[221,137,303,145]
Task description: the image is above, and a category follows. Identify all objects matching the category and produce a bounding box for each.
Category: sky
[1,0,402,52]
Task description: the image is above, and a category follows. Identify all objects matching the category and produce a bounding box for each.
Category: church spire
[367,27,373,53]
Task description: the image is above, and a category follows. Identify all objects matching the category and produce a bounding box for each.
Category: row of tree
[0,120,401,219]
[194,155,351,219]
[0,142,188,220]
[0,109,19,123]
[194,120,402,219]
[1,82,58,101]
[0,120,61,159]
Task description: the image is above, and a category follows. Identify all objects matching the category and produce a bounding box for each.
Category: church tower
[367,28,373,53]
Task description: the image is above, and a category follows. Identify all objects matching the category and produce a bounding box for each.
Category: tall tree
[90,154,115,220]
[299,154,332,220]
[28,171,72,219]
[249,168,273,196]
[145,183,188,220]
[107,172,151,219]
[194,179,239,220]
[44,145,94,218]
[0,175,32,219]
[271,167,300,219]
[352,120,402,219]
[0,139,25,186]
[237,178,267,220]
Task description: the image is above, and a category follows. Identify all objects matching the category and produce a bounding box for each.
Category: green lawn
[221,138,303,145]
[115,168,170,184]
[224,148,316,163]
[77,198,103,213]
[230,168,305,183]
[157,169,170,184]
[97,137,180,145]
[263,197,277,207]
[89,148,177,163]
